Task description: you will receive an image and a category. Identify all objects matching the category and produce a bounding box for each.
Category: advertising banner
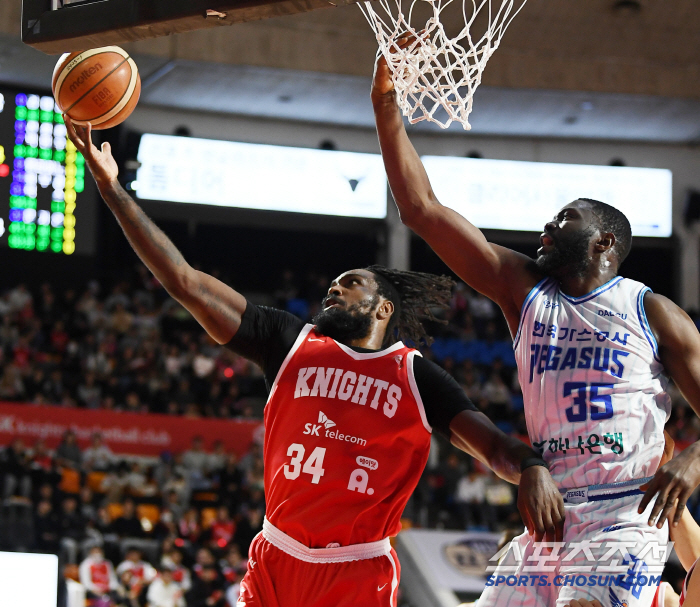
[0,401,262,457]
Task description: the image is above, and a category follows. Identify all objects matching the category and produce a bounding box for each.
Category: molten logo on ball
[69,64,103,93]
[53,46,141,130]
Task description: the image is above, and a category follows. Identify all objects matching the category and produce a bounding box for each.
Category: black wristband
[520,457,549,473]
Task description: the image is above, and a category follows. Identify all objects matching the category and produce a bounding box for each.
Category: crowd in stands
[1,268,700,605]
[1,426,262,607]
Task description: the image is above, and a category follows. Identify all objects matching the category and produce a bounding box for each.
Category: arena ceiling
[1,0,699,141]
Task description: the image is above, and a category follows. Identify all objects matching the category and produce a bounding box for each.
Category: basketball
[52,46,140,130]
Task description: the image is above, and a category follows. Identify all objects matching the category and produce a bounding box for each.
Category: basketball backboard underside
[22,0,358,55]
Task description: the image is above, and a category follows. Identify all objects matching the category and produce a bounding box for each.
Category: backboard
[22,0,356,55]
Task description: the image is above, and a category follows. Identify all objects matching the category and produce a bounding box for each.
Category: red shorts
[236,521,400,607]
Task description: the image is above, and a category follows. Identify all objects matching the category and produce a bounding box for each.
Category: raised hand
[371,31,425,100]
[63,115,119,188]
[517,465,565,543]
[563,600,603,607]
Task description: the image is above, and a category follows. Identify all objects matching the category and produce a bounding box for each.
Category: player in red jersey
[66,118,565,607]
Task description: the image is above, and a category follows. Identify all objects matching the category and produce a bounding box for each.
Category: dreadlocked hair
[364,265,455,348]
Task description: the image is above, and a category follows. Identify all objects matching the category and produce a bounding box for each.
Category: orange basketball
[52,46,140,130]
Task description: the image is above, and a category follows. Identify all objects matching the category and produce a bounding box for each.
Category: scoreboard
[0,86,95,255]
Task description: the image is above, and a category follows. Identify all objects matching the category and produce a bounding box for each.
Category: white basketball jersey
[514,276,671,488]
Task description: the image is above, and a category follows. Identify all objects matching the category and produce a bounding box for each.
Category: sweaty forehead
[559,200,596,220]
[332,269,376,284]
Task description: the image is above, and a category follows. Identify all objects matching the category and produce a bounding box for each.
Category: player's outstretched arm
[449,410,565,542]
[371,40,540,331]
[639,293,700,527]
[65,117,246,345]
[670,508,700,572]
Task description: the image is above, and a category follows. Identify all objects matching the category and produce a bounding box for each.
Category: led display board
[421,156,673,237]
[135,134,387,219]
[0,86,95,254]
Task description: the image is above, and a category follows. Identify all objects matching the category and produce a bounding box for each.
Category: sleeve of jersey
[224,301,305,379]
[413,356,478,439]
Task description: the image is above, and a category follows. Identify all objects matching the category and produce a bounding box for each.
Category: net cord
[360,0,528,129]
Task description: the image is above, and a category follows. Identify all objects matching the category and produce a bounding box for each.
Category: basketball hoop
[360,0,528,129]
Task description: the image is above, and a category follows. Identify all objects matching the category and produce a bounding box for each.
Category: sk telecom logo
[318,411,336,429]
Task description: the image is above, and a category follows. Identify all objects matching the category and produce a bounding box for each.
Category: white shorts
[478,490,669,607]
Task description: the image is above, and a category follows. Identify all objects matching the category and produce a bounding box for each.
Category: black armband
[520,457,549,473]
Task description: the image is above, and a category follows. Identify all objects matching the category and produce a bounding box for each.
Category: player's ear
[376,299,394,321]
[596,231,615,252]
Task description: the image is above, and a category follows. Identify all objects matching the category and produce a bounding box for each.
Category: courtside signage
[135,134,387,219]
[0,552,58,607]
[422,156,672,237]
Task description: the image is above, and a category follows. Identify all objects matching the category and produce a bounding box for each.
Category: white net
[360,0,528,129]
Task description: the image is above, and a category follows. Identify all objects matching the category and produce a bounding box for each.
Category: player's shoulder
[411,354,459,386]
[642,291,698,349]
[642,291,688,327]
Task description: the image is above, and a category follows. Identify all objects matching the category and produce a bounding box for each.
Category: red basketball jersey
[263,325,432,548]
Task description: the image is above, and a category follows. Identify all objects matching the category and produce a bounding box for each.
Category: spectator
[116,548,157,586]
[111,303,134,334]
[44,369,65,404]
[114,570,140,607]
[182,436,208,474]
[207,440,227,474]
[102,462,131,503]
[218,453,243,506]
[0,363,25,400]
[146,566,185,607]
[192,547,217,577]
[7,283,32,312]
[187,565,226,607]
[232,508,263,554]
[164,346,185,377]
[0,437,32,498]
[178,508,201,543]
[79,545,118,599]
[208,506,235,550]
[484,473,517,530]
[163,490,185,522]
[112,499,145,538]
[468,291,497,322]
[461,369,482,402]
[221,544,246,605]
[77,372,102,409]
[57,496,85,563]
[161,549,191,592]
[79,486,97,522]
[481,371,512,421]
[33,500,60,554]
[29,438,54,480]
[82,432,114,471]
[455,468,488,529]
[183,436,210,490]
[55,430,82,469]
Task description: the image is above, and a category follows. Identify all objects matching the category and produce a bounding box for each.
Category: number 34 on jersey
[282,442,376,495]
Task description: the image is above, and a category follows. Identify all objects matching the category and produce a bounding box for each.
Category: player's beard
[313,297,378,343]
[535,227,595,279]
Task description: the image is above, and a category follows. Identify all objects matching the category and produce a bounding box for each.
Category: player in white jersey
[372,34,700,607]
[565,434,682,607]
